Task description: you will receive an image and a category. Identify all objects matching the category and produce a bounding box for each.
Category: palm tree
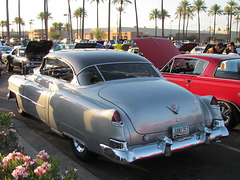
[224,6,231,42]
[44,0,49,40]
[185,6,194,39]
[208,4,223,39]
[0,21,6,38]
[160,9,171,38]
[113,0,132,40]
[37,12,44,39]
[108,0,111,41]
[82,0,85,40]
[227,0,238,41]
[67,0,73,42]
[6,0,10,42]
[134,0,139,38]
[57,22,64,36]
[193,0,207,43]
[175,6,183,40]
[149,8,161,37]
[234,15,240,37]
[89,0,104,29]
[13,17,23,38]
[161,0,163,38]
[18,0,21,40]
[180,0,191,41]
[74,9,80,39]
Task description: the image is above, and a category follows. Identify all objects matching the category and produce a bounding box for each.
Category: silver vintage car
[8,49,229,164]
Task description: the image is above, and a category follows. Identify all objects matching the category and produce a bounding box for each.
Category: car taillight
[112,111,123,127]
[211,96,218,105]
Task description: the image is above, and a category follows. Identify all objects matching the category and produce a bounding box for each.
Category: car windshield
[78,63,159,86]
[215,59,240,80]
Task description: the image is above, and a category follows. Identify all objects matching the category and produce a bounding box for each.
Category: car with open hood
[3,40,52,74]
[133,37,240,129]
[8,49,228,164]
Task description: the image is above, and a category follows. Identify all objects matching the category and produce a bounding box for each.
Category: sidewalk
[14,118,99,180]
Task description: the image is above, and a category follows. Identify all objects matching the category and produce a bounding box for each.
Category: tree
[67,0,73,42]
[108,0,111,41]
[224,6,231,42]
[82,0,85,40]
[159,9,171,38]
[74,7,87,39]
[193,0,207,43]
[18,0,21,40]
[37,12,45,39]
[175,6,183,40]
[234,15,240,37]
[134,0,139,38]
[208,4,223,39]
[13,17,23,38]
[92,28,107,39]
[149,8,161,37]
[6,0,10,42]
[0,21,6,38]
[113,0,132,40]
[180,0,191,41]
[185,6,194,38]
[44,0,49,40]
[227,0,238,41]
[38,12,52,39]
[89,0,104,29]
[161,0,163,38]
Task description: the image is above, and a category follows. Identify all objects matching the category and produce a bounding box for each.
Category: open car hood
[25,40,52,55]
[178,43,198,52]
[133,38,181,69]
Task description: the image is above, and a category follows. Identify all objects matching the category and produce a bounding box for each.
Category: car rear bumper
[100,120,229,164]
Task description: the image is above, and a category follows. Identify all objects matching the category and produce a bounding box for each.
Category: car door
[161,58,199,91]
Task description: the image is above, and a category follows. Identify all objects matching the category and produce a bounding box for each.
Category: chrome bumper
[100,120,229,164]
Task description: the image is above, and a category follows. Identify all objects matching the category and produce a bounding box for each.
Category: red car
[134,38,240,128]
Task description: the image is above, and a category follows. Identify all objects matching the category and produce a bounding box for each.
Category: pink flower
[9,129,16,133]
[11,165,29,180]
[74,168,78,174]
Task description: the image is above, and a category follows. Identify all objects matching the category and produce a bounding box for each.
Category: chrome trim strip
[100,124,229,164]
[9,88,45,109]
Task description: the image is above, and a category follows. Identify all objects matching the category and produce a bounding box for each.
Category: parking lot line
[217,143,240,153]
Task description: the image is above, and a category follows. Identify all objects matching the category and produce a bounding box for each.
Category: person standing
[226,42,238,54]
[52,40,62,51]
[207,43,225,54]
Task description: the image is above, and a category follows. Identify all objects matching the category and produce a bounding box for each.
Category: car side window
[215,59,240,80]
[162,58,207,75]
[41,58,73,82]
[78,66,103,86]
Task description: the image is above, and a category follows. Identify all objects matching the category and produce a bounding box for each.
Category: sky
[0,0,236,32]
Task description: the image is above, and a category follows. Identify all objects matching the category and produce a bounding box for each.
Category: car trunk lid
[99,79,204,134]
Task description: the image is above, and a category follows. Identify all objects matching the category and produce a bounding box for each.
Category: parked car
[134,38,240,128]
[161,53,240,129]
[74,42,103,49]
[190,46,206,54]
[3,40,52,74]
[0,46,12,55]
[8,49,229,164]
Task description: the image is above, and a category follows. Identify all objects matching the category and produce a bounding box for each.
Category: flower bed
[0,112,78,180]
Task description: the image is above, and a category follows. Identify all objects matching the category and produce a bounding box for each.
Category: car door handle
[184,79,192,83]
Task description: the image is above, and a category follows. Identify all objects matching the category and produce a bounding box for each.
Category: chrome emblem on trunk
[166,104,179,115]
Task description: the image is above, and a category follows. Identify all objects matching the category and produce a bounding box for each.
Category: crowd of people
[206,42,239,55]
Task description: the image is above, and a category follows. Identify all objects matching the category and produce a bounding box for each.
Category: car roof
[45,49,150,73]
[174,54,240,63]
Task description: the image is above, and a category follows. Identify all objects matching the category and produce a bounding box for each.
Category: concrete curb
[14,118,99,180]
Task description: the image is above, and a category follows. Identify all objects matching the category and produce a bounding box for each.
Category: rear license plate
[172,124,189,139]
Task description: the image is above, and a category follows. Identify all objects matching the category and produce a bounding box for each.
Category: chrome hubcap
[73,140,85,153]
[220,105,231,125]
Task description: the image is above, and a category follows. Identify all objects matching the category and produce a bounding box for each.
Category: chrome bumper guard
[100,120,229,164]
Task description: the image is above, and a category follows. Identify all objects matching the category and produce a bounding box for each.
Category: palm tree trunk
[119,1,123,40]
[186,16,189,39]
[82,0,85,40]
[44,0,48,40]
[229,12,232,41]
[182,14,185,41]
[97,2,99,29]
[155,17,157,37]
[80,16,82,39]
[213,14,216,38]
[6,0,10,42]
[41,20,43,39]
[18,0,21,40]
[178,16,181,41]
[197,10,200,43]
[161,0,164,38]
[68,0,73,42]
[76,17,78,39]
[134,0,139,38]
[108,0,111,41]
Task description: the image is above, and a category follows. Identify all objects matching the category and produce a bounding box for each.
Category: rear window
[215,59,240,80]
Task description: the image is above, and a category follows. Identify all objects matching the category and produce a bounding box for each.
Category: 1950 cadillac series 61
[8,49,228,164]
